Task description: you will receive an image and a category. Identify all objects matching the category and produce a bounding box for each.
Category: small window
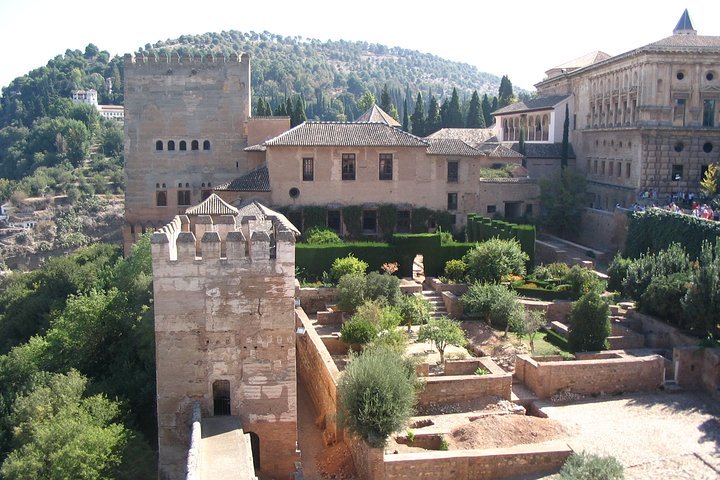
[672,165,683,181]
[327,210,341,233]
[155,140,164,151]
[289,187,300,199]
[302,158,314,181]
[674,98,686,126]
[177,190,191,205]
[156,191,167,207]
[379,153,393,181]
[525,204,533,216]
[676,71,685,80]
[342,153,356,181]
[707,72,715,82]
[168,140,175,151]
[447,193,458,211]
[703,100,716,127]
[486,205,496,214]
[203,140,211,150]
[626,163,631,178]
[361,210,377,234]
[179,140,187,151]
[674,142,685,152]
[396,210,410,233]
[703,142,714,153]
[447,161,459,183]
[191,140,199,150]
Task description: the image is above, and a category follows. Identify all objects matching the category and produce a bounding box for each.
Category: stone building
[151,194,300,479]
[531,10,720,209]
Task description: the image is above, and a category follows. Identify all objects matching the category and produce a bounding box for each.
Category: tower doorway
[212,380,231,416]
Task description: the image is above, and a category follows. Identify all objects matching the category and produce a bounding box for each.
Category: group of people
[664,201,717,220]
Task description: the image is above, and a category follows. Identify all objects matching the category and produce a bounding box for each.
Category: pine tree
[426,95,441,134]
[411,93,426,137]
[561,104,570,168]
[481,94,493,127]
[402,98,410,132]
[447,88,463,128]
[466,91,485,128]
[498,75,515,108]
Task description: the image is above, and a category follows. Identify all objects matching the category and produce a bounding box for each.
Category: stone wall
[577,207,628,254]
[346,434,386,480]
[629,311,699,348]
[417,373,511,406]
[514,353,665,398]
[186,402,201,480]
[674,347,720,400]
[443,357,505,376]
[298,287,338,314]
[382,442,572,480]
[295,308,342,442]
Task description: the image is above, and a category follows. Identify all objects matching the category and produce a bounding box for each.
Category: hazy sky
[1,0,718,93]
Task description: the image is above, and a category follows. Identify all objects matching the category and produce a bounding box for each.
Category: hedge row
[295,233,475,280]
[466,214,536,269]
[625,208,720,259]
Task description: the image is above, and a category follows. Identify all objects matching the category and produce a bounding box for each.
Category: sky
[1,0,719,93]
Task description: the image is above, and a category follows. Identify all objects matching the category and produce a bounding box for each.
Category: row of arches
[502,114,550,142]
[591,70,639,97]
[155,139,211,151]
[589,96,638,128]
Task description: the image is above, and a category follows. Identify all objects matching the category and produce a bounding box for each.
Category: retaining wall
[674,347,720,400]
[628,311,699,348]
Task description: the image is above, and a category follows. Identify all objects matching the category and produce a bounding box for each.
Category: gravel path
[537,391,720,479]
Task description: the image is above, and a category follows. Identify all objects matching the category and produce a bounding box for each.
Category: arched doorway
[212,380,231,416]
[248,432,260,471]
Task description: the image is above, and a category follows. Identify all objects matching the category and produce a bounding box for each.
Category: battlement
[151,213,295,263]
[124,52,250,68]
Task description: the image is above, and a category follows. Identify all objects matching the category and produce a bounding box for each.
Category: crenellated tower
[151,196,299,479]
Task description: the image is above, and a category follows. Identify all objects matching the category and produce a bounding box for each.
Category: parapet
[124,51,250,68]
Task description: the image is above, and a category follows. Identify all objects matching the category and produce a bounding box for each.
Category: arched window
[191,140,199,150]
[203,140,211,150]
[155,140,163,151]
[179,140,187,151]
[156,191,167,206]
[541,115,549,141]
[168,140,175,151]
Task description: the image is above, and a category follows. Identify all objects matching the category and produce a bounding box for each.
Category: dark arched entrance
[248,432,260,470]
[212,380,231,416]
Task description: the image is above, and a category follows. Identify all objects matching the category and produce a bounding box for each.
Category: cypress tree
[466,91,485,128]
[292,96,307,127]
[426,95,441,134]
[498,75,514,108]
[286,97,294,121]
[440,98,450,128]
[380,84,393,113]
[447,88,463,128]
[274,98,287,116]
[402,98,410,132]
[561,103,570,168]
[481,94,493,127]
[491,96,499,113]
[411,93,426,137]
[519,127,526,167]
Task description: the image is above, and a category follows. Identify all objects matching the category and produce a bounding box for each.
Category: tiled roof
[476,143,524,158]
[236,201,300,236]
[356,105,401,127]
[545,51,612,78]
[425,128,496,148]
[492,95,570,115]
[185,194,239,216]
[643,35,720,50]
[244,144,266,152]
[264,122,428,147]
[215,164,271,192]
[426,138,480,156]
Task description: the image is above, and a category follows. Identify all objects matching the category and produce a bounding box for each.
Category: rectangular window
[609,161,614,177]
[703,99,716,127]
[673,98,686,126]
[302,158,314,181]
[177,190,191,206]
[701,165,709,181]
[342,153,356,180]
[447,193,458,211]
[486,205,497,214]
[447,161,459,183]
[626,163,631,178]
[593,160,598,174]
[362,210,377,234]
[396,210,411,233]
[156,191,167,207]
[672,164,683,181]
[525,204,533,216]
[616,162,621,177]
[601,161,606,175]
[379,153,393,180]
[327,210,341,233]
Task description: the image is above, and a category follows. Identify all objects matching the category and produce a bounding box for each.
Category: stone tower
[124,52,252,252]
[151,196,299,479]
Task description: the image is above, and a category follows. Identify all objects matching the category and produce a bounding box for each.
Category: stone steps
[421,288,448,319]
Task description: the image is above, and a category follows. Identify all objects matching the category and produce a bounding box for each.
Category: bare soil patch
[316,441,355,480]
[448,414,566,450]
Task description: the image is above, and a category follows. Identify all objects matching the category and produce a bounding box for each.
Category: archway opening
[212,380,231,416]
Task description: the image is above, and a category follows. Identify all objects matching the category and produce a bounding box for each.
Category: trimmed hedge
[626,207,720,259]
[466,214,536,270]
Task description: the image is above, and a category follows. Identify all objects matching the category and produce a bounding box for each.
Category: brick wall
[629,311,699,348]
[418,373,511,406]
[577,207,628,254]
[382,442,572,480]
[443,357,505,376]
[514,353,664,398]
[346,434,386,480]
[298,287,338,314]
[674,347,720,400]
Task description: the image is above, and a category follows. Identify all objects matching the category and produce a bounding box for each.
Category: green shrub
[305,227,342,245]
[340,317,378,346]
[568,292,611,352]
[342,206,362,238]
[563,265,604,298]
[439,436,449,451]
[338,346,418,447]
[418,316,467,363]
[364,272,401,306]
[461,283,524,329]
[337,274,367,312]
[623,243,690,300]
[443,259,467,283]
[639,272,690,326]
[474,367,490,375]
[559,452,624,480]
[533,262,571,282]
[463,237,528,283]
[329,254,369,284]
[302,206,328,231]
[607,254,633,293]
[398,294,432,330]
[681,240,720,337]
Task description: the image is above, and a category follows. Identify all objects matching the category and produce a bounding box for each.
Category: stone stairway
[421,286,448,319]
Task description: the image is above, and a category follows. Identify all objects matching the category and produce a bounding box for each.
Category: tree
[568,291,611,352]
[337,346,418,447]
[481,94,493,127]
[498,75,515,108]
[410,93,426,137]
[682,240,720,337]
[561,104,570,168]
[466,91,485,128]
[461,282,525,332]
[517,310,546,353]
[446,88,463,128]
[518,126,526,160]
[463,237,528,283]
[402,98,410,132]
[379,84,393,114]
[357,91,376,113]
[418,316,467,363]
[700,162,719,198]
[539,168,587,237]
[398,294,432,332]
[292,96,307,127]
[426,95,441,134]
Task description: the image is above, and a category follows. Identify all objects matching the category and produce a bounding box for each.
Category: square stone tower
[151,197,299,479]
[124,52,251,252]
